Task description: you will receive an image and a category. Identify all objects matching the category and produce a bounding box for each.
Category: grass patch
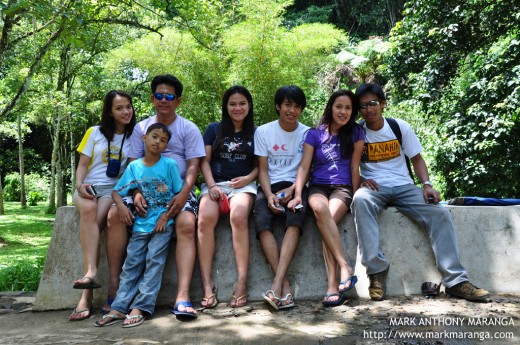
[0,202,54,291]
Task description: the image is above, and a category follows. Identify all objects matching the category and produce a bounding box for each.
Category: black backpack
[359,117,415,182]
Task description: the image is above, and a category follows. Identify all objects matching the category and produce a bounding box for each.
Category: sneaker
[368,266,389,301]
[445,281,489,302]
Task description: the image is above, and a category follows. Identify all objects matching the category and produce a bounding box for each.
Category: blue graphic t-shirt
[114,156,183,233]
[203,122,255,182]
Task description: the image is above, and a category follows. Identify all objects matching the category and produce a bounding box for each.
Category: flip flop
[339,275,358,295]
[101,295,115,315]
[201,286,218,309]
[172,301,197,319]
[69,307,93,321]
[262,290,280,310]
[278,293,295,310]
[94,314,125,327]
[73,276,102,289]
[229,294,247,308]
[322,293,348,307]
[122,314,145,328]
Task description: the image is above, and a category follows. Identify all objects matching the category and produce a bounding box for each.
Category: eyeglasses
[359,100,380,110]
[154,92,176,101]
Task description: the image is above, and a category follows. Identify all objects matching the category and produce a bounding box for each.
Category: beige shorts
[200,181,257,200]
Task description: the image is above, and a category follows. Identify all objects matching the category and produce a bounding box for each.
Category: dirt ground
[1,291,519,345]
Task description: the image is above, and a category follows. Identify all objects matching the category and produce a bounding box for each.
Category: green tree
[384,0,520,197]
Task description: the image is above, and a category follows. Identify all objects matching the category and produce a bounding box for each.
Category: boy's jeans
[111,225,173,315]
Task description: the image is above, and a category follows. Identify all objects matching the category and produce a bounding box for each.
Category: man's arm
[410,153,441,203]
[166,157,200,217]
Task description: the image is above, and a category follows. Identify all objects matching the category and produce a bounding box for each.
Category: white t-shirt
[129,115,205,179]
[360,118,423,187]
[254,120,309,184]
[77,126,130,185]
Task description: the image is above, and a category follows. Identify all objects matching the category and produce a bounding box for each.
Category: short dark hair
[355,83,386,101]
[150,74,183,97]
[99,90,136,141]
[274,85,307,115]
[146,122,172,142]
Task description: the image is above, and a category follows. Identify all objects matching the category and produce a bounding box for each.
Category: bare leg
[106,204,129,309]
[309,194,352,288]
[196,195,219,307]
[258,226,300,303]
[174,211,197,315]
[229,193,254,307]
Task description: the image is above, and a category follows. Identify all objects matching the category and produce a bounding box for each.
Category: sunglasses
[359,100,380,110]
[154,92,176,101]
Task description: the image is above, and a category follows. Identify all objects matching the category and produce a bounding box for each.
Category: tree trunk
[56,147,64,207]
[0,173,4,215]
[47,113,61,214]
[17,113,27,207]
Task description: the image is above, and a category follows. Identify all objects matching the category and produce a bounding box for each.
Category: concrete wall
[33,205,520,310]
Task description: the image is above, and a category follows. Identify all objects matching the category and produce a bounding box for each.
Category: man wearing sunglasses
[352,83,489,303]
[107,74,205,319]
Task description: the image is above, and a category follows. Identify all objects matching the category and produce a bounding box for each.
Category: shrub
[2,172,50,202]
[0,256,45,291]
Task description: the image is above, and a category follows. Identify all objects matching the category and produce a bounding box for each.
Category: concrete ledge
[34,205,520,310]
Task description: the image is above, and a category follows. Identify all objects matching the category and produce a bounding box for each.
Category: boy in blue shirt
[95,123,183,328]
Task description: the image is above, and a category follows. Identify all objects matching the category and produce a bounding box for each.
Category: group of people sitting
[68,74,489,328]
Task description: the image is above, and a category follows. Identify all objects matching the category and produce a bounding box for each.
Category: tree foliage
[384,0,520,198]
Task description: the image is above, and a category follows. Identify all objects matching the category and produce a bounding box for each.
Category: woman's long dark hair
[318,89,361,159]
[99,90,136,141]
[213,85,255,151]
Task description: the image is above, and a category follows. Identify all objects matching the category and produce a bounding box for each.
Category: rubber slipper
[322,293,348,307]
[339,275,358,295]
[73,276,102,289]
[262,290,280,310]
[94,314,125,327]
[122,314,145,328]
[69,307,93,321]
[101,295,115,315]
[201,286,218,309]
[172,301,197,319]
[229,293,247,308]
[278,293,295,310]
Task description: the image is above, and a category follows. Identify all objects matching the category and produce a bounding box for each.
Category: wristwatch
[422,181,434,188]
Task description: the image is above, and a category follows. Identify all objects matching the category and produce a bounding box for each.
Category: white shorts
[200,181,257,200]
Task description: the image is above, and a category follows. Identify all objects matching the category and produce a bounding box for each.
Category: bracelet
[208,183,217,190]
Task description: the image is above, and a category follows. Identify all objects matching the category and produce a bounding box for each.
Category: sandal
[229,293,247,308]
[201,285,218,309]
[122,314,145,328]
[339,275,358,295]
[94,313,125,327]
[73,276,102,289]
[69,307,93,321]
[278,293,295,310]
[262,290,280,310]
[101,295,115,315]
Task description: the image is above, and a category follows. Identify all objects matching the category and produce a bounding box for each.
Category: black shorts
[309,184,353,208]
[253,181,309,238]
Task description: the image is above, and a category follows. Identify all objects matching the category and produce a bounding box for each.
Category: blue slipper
[101,295,115,315]
[339,275,358,295]
[322,293,348,307]
[172,301,197,319]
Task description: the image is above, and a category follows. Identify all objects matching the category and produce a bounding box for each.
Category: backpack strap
[359,118,415,182]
